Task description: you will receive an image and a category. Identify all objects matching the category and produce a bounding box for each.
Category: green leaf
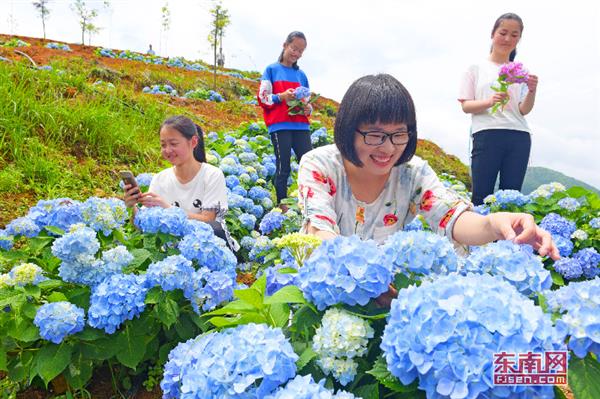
[174,314,199,341]
[202,300,257,316]
[145,287,163,304]
[156,297,179,328]
[35,343,73,385]
[22,285,41,299]
[21,301,38,319]
[208,313,266,328]
[296,346,316,371]
[569,355,600,399]
[64,350,93,390]
[353,382,379,399]
[290,304,321,339]
[80,336,118,360]
[268,303,290,328]
[367,357,418,393]
[37,279,64,291]
[554,386,568,399]
[264,285,306,305]
[551,271,565,287]
[47,292,69,303]
[44,226,65,236]
[128,248,152,270]
[234,288,264,310]
[8,319,40,342]
[27,236,54,253]
[115,325,147,369]
[251,274,267,296]
[0,347,7,371]
[394,273,412,290]
[0,290,25,308]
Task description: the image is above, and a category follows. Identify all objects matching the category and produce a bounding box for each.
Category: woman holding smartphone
[123,115,234,246]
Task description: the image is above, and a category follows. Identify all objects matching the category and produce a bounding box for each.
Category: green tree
[208,2,230,89]
[32,0,51,40]
[70,0,105,45]
[160,1,171,55]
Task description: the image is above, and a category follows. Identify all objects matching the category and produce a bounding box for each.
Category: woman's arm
[452,211,560,259]
[460,93,508,114]
[305,221,337,240]
[519,74,538,115]
[187,210,217,223]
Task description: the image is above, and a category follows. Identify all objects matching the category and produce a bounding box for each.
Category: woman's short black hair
[159,115,206,162]
[334,74,417,167]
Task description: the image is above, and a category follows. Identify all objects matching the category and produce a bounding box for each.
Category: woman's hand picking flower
[279,88,296,103]
[488,212,560,260]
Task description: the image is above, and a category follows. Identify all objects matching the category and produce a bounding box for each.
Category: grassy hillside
[522,166,599,195]
[0,34,469,226]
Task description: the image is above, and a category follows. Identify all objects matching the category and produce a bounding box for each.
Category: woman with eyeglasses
[459,13,538,205]
[257,31,313,210]
[297,74,558,260]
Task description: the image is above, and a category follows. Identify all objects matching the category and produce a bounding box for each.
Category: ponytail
[193,124,206,162]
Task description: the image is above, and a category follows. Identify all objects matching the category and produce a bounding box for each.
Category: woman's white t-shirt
[459,60,530,134]
[149,163,228,221]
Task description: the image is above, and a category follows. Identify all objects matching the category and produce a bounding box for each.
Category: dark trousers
[270,130,312,203]
[471,129,531,205]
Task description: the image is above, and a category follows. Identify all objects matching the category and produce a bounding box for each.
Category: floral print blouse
[297,145,472,244]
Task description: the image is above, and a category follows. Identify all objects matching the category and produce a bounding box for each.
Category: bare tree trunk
[42,18,46,40]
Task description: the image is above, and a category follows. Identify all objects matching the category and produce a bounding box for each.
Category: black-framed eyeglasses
[356,129,411,146]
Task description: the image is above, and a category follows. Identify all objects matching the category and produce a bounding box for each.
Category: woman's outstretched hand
[488,212,560,260]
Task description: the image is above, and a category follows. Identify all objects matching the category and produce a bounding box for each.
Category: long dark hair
[278,31,306,70]
[491,13,524,61]
[159,115,206,162]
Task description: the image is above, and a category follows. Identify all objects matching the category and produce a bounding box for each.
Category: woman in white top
[123,115,231,244]
[298,73,557,258]
[459,13,539,205]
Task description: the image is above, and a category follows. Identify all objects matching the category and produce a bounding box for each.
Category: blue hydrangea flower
[298,235,393,310]
[51,225,100,263]
[207,131,219,141]
[239,152,258,164]
[81,197,127,236]
[553,234,574,258]
[553,257,583,280]
[145,255,195,291]
[134,206,189,236]
[557,197,581,212]
[5,216,41,238]
[225,175,240,189]
[540,213,576,239]
[248,187,271,201]
[231,185,248,197]
[574,248,600,279]
[571,229,588,241]
[545,278,600,358]
[9,263,48,286]
[183,268,235,313]
[250,204,264,219]
[310,127,329,146]
[463,241,552,295]
[238,213,257,230]
[590,217,600,229]
[259,211,286,235]
[264,261,297,296]
[313,308,374,386]
[382,231,458,276]
[179,229,237,275]
[228,193,246,209]
[265,375,356,399]
[58,245,132,287]
[484,189,530,208]
[472,204,490,216]
[135,173,154,188]
[0,230,14,251]
[403,217,424,231]
[249,235,273,262]
[34,302,85,344]
[528,182,566,199]
[87,274,148,334]
[261,197,274,210]
[240,236,256,250]
[381,273,566,399]
[26,198,83,232]
[294,86,311,100]
[161,323,298,398]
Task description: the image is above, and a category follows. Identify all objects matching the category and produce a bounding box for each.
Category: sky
[3,0,600,188]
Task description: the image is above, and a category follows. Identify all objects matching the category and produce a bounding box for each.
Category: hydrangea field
[1,120,599,398]
[1,37,600,397]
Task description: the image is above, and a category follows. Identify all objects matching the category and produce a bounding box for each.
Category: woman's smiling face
[353,121,409,177]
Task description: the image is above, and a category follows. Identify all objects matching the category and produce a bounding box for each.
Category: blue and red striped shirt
[257,62,310,134]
